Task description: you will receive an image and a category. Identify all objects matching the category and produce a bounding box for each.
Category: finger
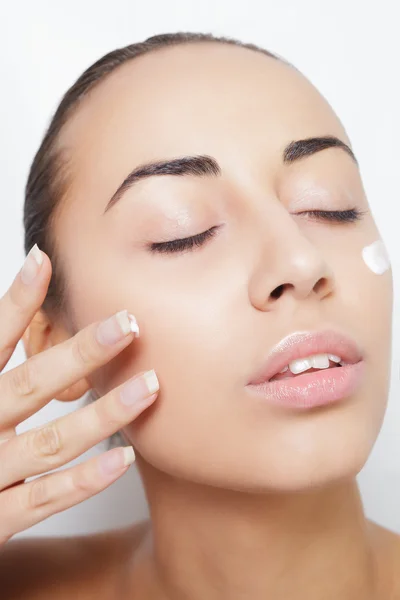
[0,370,159,490]
[0,245,51,370]
[0,445,136,542]
[0,309,140,430]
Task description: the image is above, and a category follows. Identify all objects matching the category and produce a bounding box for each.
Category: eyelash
[149,208,366,255]
[150,226,220,255]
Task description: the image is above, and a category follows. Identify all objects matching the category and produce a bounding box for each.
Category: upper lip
[247,329,363,385]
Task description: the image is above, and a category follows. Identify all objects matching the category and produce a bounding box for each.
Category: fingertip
[19,245,51,286]
[36,249,52,277]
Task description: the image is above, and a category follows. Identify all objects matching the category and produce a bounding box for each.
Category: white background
[1,0,399,537]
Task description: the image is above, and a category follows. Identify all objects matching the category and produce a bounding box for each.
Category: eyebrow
[103,135,358,213]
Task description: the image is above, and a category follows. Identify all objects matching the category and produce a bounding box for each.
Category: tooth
[289,358,313,375]
[279,365,289,373]
[311,354,330,369]
[328,354,341,363]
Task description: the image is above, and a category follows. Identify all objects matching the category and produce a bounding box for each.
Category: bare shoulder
[0,520,150,600]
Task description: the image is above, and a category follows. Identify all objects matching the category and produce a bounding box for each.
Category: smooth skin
[1,41,400,599]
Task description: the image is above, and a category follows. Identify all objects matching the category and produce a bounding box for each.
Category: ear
[22,309,91,402]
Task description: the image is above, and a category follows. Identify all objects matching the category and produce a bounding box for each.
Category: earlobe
[22,309,51,359]
[22,309,93,403]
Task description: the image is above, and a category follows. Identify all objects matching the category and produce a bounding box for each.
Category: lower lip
[245,361,365,410]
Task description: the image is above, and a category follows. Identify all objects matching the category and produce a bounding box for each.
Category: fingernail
[96,310,139,346]
[120,369,159,406]
[123,446,136,465]
[20,244,43,285]
[98,446,135,476]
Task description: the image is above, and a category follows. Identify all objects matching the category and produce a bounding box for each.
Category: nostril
[270,284,286,300]
[314,277,328,294]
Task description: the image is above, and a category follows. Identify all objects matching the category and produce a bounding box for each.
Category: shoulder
[0,520,150,600]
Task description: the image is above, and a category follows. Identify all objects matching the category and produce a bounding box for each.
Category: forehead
[59,42,349,201]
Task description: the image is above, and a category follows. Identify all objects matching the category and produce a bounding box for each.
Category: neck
[131,466,382,600]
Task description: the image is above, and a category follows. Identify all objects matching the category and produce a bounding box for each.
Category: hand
[0,245,159,546]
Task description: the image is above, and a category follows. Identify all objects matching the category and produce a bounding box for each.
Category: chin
[234,417,381,494]
[195,424,378,496]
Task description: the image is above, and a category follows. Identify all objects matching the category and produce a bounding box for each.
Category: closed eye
[148,208,367,255]
[149,225,220,255]
[299,208,368,223]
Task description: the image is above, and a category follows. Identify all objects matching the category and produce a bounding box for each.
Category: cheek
[139,287,234,393]
[356,238,393,338]
[342,234,392,329]
[94,280,235,400]
[336,236,393,410]
[119,284,243,456]
[359,240,393,391]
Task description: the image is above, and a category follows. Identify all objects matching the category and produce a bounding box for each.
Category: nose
[249,211,335,311]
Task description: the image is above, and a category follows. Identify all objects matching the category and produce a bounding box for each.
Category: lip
[247,329,363,385]
[246,362,366,410]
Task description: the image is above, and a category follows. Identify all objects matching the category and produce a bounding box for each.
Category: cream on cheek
[362,239,391,274]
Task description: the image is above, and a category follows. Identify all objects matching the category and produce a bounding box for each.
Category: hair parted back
[23,31,280,449]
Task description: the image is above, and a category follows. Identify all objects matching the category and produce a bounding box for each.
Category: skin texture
[16,42,398,598]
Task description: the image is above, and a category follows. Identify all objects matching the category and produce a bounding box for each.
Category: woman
[0,31,398,599]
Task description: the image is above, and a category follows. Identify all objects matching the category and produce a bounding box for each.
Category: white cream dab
[362,240,391,274]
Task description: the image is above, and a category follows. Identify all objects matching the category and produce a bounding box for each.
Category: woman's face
[53,42,392,492]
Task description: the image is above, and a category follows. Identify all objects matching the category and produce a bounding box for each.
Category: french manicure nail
[20,244,43,285]
[99,446,135,476]
[120,369,159,406]
[96,310,139,346]
[123,446,136,466]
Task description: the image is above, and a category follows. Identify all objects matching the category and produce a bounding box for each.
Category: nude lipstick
[246,330,365,410]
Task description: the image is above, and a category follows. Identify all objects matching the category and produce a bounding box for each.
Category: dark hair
[23,31,281,318]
